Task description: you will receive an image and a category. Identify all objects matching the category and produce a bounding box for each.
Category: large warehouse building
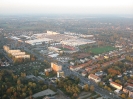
[25,38,53,45]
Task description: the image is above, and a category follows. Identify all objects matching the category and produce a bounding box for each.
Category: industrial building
[48,46,62,53]
[25,38,53,45]
[60,39,96,47]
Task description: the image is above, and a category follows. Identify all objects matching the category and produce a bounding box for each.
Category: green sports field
[90,46,116,54]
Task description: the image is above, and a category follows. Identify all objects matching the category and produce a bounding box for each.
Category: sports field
[90,46,116,54]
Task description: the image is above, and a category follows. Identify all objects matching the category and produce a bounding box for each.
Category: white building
[25,38,52,45]
[60,39,96,47]
[95,71,103,76]
[15,55,30,59]
[57,71,64,77]
[47,31,60,35]
[11,52,26,56]
[110,82,122,90]
[48,46,62,53]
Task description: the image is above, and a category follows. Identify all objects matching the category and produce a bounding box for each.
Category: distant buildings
[51,62,62,72]
[25,38,53,45]
[25,31,96,48]
[88,74,101,83]
[60,39,96,47]
[48,46,63,53]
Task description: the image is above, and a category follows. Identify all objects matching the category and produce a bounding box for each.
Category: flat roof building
[25,38,53,45]
[15,55,30,59]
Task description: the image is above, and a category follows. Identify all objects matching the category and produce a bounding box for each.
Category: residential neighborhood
[0,14,133,99]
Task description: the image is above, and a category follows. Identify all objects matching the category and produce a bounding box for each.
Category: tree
[90,85,94,92]
[45,71,49,76]
[115,80,121,84]
[121,93,126,99]
[6,88,12,95]
[127,97,132,99]
[124,76,128,81]
[98,82,104,87]
[84,84,89,91]
[17,79,21,85]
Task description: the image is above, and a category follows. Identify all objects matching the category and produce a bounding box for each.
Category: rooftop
[89,74,100,80]
[110,82,122,87]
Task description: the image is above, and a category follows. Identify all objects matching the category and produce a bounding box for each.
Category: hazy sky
[0,0,133,15]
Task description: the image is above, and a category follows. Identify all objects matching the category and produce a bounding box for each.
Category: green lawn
[90,46,116,54]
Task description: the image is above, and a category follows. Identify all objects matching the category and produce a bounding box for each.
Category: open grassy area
[90,46,116,54]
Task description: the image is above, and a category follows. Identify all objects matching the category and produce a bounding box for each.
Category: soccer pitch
[90,46,116,54]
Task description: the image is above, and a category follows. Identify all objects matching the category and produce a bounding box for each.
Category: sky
[0,0,133,15]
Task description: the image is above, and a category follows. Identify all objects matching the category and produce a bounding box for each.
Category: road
[23,47,121,99]
[62,65,121,99]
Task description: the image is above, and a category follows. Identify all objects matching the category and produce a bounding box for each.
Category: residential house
[123,85,133,99]
[110,82,122,90]
[78,83,86,89]
[81,71,87,76]
[88,74,101,83]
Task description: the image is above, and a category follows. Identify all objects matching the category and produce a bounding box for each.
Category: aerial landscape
[0,0,133,99]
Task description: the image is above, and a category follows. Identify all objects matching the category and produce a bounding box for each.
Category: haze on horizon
[0,0,133,16]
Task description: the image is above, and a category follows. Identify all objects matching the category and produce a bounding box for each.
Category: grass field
[90,46,116,54]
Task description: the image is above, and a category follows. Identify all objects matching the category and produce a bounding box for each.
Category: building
[123,85,133,98]
[60,39,96,47]
[88,74,101,83]
[44,68,52,72]
[11,52,26,56]
[69,60,92,71]
[3,45,30,59]
[3,45,10,52]
[70,62,75,66]
[25,38,53,45]
[8,50,21,54]
[110,82,122,90]
[78,83,86,89]
[47,31,60,35]
[51,62,62,72]
[81,71,87,76]
[95,71,106,76]
[57,71,64,77]
[80,59,86,63]
[15,55,30,59]
[48,46,62,53]
[85,67,93,72]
